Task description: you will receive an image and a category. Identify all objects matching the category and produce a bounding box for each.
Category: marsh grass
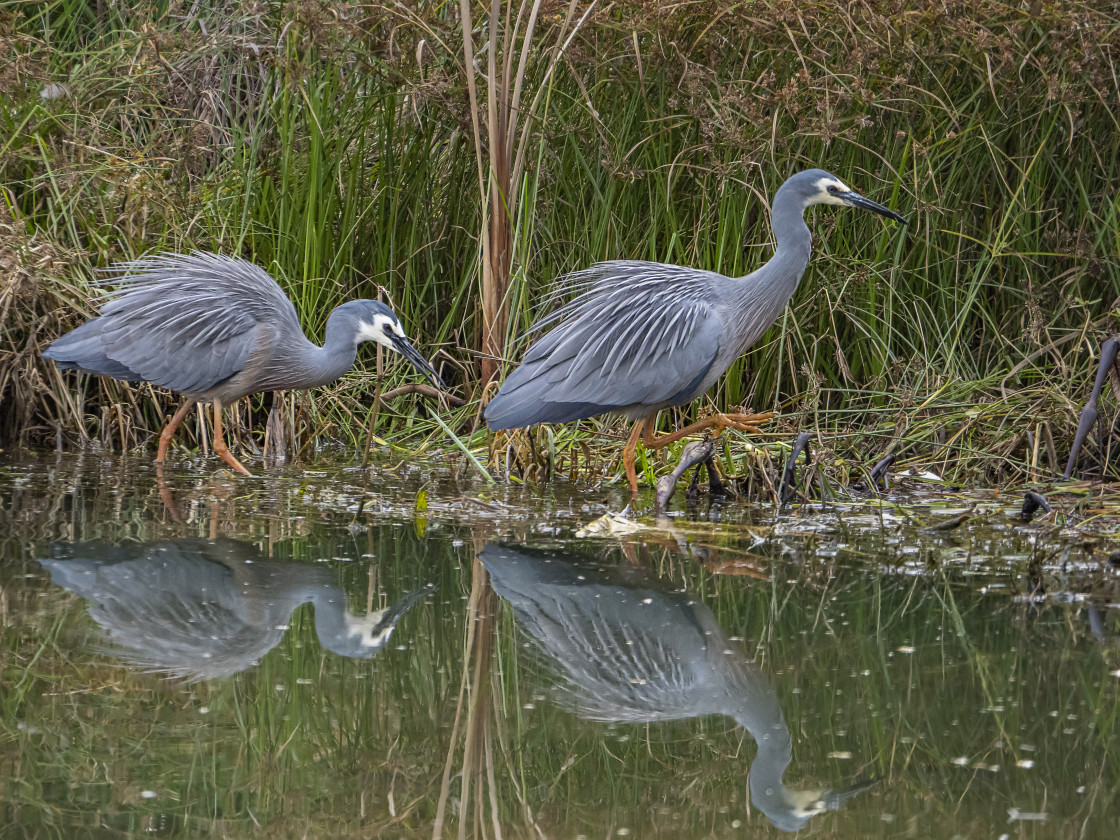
[2,1,1119,487]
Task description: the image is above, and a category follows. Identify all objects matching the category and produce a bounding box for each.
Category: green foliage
[1,1,1118,482]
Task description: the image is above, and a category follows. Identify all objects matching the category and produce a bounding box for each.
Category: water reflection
[480,544,875,832]
[38,538,430,681]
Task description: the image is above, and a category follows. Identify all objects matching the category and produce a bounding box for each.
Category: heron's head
[350,300,444,388]
[352,300,409,350]
[751,774,880,833]
[317,585,434,659]
[794,169,906,224]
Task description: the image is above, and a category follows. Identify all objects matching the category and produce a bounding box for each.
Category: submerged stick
[918,506,975,534]
[777,432,812,505]
[655,439,714,511]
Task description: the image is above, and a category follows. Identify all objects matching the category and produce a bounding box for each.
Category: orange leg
[156,399,196,464]
[622,417,649,496]
[211,399,252,476]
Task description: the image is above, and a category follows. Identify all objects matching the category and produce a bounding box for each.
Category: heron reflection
[39,538,430,681]
[479,544,874,832]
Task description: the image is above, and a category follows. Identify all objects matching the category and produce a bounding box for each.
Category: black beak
[369,584,436,640]
[389,334,446,390]
[823,776,881,808]
[843,191,907,225]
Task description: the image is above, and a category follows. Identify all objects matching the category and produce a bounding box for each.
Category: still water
[0,451,1117,838]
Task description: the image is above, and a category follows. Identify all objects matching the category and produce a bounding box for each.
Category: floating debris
[575,511,643,538]
[919,507,976,534]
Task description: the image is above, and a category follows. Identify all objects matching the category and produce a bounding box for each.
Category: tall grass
[2,1,1118,482]
[454,0,596,387]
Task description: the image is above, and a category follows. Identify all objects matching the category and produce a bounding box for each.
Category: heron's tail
[483,372,603,429]
[42,319,143,382]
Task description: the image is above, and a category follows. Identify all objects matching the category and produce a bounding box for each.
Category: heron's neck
[724,659,794,786]
[768,178,813,285]
[725,183,812,353]
[742,713,794,785]
[295,307,361,389]
[308,589,354,651]
[734,701,795,815]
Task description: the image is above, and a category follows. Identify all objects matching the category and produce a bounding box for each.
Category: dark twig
[1020,491,1051,523]
[777,432,811,505]
[867,453,894,493]
[655,440,715,511]
[1063,336,1119,480]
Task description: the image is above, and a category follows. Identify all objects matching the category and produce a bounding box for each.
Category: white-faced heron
[43,251,443,475]
[39,538,432,682]
[480,544,876,832]
[484,169,905,493]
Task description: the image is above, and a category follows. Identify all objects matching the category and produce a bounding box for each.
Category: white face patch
[789,791,829,817]
[813,175,851,207]
[346,608,397,650]
[357,313,403,348]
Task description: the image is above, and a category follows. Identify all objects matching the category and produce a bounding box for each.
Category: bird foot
[214,446,253,476]
[714,411,774,434]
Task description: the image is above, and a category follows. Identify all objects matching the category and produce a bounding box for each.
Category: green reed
[2,1,1118,484]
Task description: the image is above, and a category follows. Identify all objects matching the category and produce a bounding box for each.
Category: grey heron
[480,544,876,832]
[39,538,432,682]
[484,169,905,493]
[43,251,444,475]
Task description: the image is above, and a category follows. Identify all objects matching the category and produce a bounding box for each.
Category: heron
[480,544,876,832]
[484,169,906,493]
[39,538,433,682]
[42,251,444,475]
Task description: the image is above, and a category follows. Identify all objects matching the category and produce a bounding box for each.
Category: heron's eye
[827,184,841,195]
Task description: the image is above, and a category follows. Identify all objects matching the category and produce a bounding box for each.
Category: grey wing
[484,262,722,428]
[481,545,708,722]
[38,539,271,682]
[48,252,302,396]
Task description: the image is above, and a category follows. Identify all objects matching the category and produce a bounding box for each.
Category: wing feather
[485,262,725,428]
[48,252,302,396]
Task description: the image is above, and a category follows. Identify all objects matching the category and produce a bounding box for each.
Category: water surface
[1,452,1117,838]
